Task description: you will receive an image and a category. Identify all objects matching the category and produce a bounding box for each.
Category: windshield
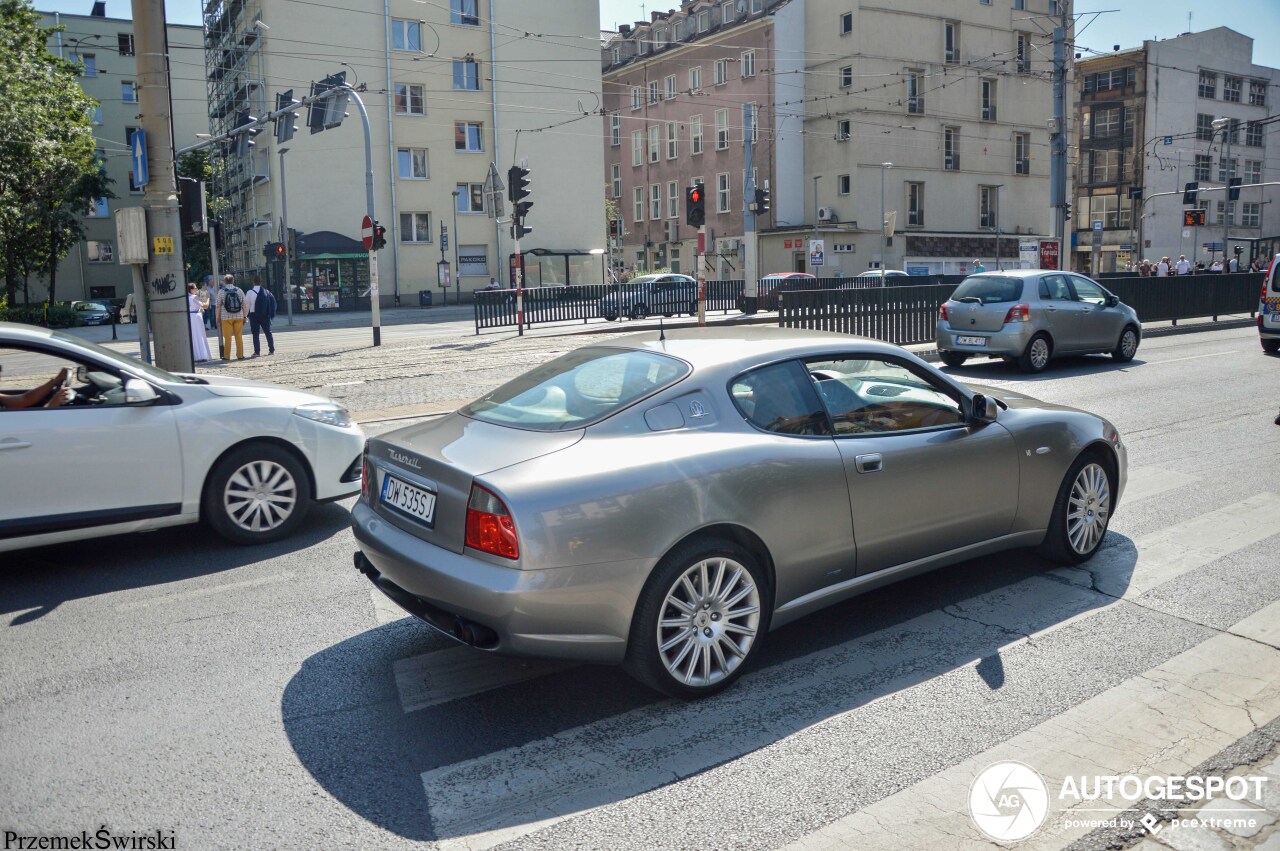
[48,330,179,384]
[951,276,1024,305]
[460,347,690,431]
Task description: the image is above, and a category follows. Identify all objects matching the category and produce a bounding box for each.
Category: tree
[0,0,101,305]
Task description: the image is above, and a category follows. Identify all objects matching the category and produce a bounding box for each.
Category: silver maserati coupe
[352,327,1126,698]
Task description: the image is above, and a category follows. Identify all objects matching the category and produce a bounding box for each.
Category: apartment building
[204,0,603,307]
[799,0,1062,276]
[38,5,208,302]
[602,0,802,279]
[1085,28,1279,271]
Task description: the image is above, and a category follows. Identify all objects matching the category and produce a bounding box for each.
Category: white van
[1261,253,1280,353]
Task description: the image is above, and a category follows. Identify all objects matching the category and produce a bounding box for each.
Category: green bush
[0,301,80,328]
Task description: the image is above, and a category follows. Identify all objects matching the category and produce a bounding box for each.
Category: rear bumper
[936,322,1036,357]
[351,500,643,663]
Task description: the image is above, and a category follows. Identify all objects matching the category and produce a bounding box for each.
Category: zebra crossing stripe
[1118,466,1198,504]
[394,647,574,713]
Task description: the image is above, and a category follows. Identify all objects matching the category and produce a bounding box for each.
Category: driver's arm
[0,368,71,410]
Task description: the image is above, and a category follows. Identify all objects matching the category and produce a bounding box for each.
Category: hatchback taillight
[1003,303,1031,323]
[938,304,949,321]
[465,484,519,559]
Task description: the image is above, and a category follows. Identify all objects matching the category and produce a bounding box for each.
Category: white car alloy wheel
[656,556,761,688]
[224,459,298,533]
[1066,462,1111,555]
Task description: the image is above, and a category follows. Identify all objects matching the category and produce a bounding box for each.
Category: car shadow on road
[941,354,1148,381]
[0,502,352,625]
[280,535,1137,842]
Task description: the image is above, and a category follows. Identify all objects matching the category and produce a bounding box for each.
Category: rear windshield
[951,276,1024,305]
[460,347,690,431]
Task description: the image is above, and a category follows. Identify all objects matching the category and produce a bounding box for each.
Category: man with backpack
[244,275,277,357]
[216,274,247,360]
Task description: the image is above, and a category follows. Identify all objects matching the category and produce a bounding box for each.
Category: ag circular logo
[969,761,1050,842]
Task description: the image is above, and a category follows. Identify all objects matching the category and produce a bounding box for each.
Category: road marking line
[1119,466,1198,504]
[394,646,573,714]
[782,626,1280,851]
[1229,599,1280,650]
[370,587,410,625]
[114,572,293,611]
[1150,350,1239,365]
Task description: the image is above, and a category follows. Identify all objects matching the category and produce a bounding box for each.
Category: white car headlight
[293,402,354,428]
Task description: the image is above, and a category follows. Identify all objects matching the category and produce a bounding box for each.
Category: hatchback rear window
[951,276,1024,304]
[461,347,690,431]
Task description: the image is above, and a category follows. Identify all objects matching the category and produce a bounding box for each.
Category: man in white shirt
[1156,257,1170,277]
[1175,255,1191,275]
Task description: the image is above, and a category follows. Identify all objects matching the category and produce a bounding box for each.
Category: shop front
[289,230,372,312]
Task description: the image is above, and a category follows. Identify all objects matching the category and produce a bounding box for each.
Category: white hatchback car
[1260,253,1280,354]
[0,323,365,552]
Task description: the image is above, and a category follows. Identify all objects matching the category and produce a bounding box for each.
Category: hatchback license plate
[956,335,987,346]
[382,474,436,525]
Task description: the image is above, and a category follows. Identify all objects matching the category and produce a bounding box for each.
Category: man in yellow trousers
[216,274,247,360]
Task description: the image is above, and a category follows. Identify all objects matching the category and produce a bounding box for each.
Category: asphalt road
[1,323,1278,850]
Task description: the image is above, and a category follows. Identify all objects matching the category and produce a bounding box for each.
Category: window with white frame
[1091,149,1120,183]
[632,130,644,166]
[655,27,668,45]
[86,241,113,262]
[1223,76,1242,103]
[451,0,479,25]
[1218,156,1238,182]
[631,86,642,110]
[748,103,760,141]
[840,66,852,88]
[691,115,704,154]
[117,33,133,55]
[714,59,728,85]
[837,119,851,139]
[610,113,620,146]
[634,186,645,222]
[648,125,661,162]
[121,80,137,103]
[1196,112,1215,141]
[392,19,422,51]
[1092,105,1121,137]
[906,71,922,113]
[648,81,659,104]
[1084,194,1131,229]
[944,126,959,169]
[715,109,729,149]
[698,10,710,32]
[666,122,678,159]
[456,183,485,213]
[1242,202,1261,227]
[716,172,731,212]
[689,66,703,92]
[1014,133,1030,175]
[840,12,852,34]
[668,181,679,218]
[1250,80,1267,107]
[1016,34,1030,72]
[1245,159,1262,184]
[979,185,998,228]
[1215,200,1235,225]
[454,121,483,151]
[665,75,677,99]
[751,0,762,12]
[611,164,621,198]
[1198,70,1216,99]
[453,58,480,91]
[1194,154,1212,181]
[741,50,756,77]
[907,181,923,226]
[837,174,850,195]
[396,83,425,114]
[980,79,996,121]
[650,184,661,220]
[1247,121,1264,147]
[399,212,432,242]
[722,1,735,23]
[944,22,959,64]
[397,147,429,179]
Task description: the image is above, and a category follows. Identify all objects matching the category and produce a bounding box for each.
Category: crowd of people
[1127,254,1266,276]
[188,273,277,363]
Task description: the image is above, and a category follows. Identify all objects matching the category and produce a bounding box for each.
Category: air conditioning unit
[818,207,837,222]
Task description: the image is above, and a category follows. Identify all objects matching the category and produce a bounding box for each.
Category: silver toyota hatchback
[936,270,1141,373]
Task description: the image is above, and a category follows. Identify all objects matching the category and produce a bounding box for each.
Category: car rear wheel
[1018,334,1052,373]
[624,537,769,699]
[1262,338,1280,354]
[603,310,619,322]
[1112,326,1140,362]
[204,443,309,545]
[1038,452,1113,564]
[939,351,968,368]
[629,303,648,321]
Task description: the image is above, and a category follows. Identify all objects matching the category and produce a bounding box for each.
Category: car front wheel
[204,443,309,545]
[629,303,648,321]
[1038,453,1113,564]
[624,538,769,699]
[603,310,619,322]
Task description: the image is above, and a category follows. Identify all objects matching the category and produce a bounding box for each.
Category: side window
[1068,276,1108,305]
[804,356,964,435]
[1040,274,1072,301]
[0,347,78,410]
[730,362,830,436]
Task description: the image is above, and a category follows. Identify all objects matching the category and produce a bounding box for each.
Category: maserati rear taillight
[465,484,519,559]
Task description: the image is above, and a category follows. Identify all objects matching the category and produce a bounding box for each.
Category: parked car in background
[600,274,698,321]
[857,269,910,280]
[1259,253,1280,353]
[353,326,1126,699]
[936,270,1141,373]
[739,273,817,312]
[0,322,365,552]
[69,301,113,326]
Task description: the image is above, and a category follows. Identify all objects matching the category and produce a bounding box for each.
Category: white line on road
[1117,466,1199,504]
[1149,350,1239,365]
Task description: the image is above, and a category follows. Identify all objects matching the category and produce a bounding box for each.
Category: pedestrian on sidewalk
[1176,255,1191,276]
[1157,257,1170,277]
[973,259,986,273]
[202,276,218,329]
[217,274,247,360]
[245,276,276,357]
[187,284,211,363]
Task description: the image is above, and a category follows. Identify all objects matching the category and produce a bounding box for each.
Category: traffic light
[508,165,531,204]
[1063,201,1071,222]
[233,111,260,158]
[274,89,300,144]
[371,222,386,251]
[308,72,348,134]
[753,184,771,216]
[263,242,286,260]
[1184,209,1206,227]
[686,183,706,227]
[609,218,622,237]
[1183,181,1198,205]
[1228,177,1243,201]
[512,219,533,239]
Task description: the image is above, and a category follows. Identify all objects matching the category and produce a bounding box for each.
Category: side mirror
[124,379,159,405]
[1104,294,1120,307]
[970,393,998,424]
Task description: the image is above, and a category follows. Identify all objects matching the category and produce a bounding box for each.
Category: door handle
[1045,306,1057,312]
[0,439,33,451]
[854,453,883,473]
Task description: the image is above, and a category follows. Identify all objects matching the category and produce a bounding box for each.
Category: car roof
[600,326,908,373]
[762,272,814,278]
[0,322,63,343]
[962,269,1051,278]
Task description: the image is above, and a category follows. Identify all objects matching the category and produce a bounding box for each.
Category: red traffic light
[690,187,701,203]
[273,243,286,256]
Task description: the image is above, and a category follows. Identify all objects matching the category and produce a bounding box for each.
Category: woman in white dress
[187,284,212,363]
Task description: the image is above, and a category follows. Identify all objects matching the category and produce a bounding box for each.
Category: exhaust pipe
[453,617,498,648]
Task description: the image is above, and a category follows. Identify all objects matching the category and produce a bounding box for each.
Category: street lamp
[278,146,294,325]
[1211,116,1234,272]
[990,183,1005,270]
[879,162,893,287]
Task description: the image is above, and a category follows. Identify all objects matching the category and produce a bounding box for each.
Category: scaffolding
[203,0,271,279]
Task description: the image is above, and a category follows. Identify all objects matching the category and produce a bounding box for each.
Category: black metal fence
[779,273,1264,346]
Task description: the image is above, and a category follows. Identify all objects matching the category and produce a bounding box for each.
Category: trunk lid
[947,275,1026,333]
[366,413,583,553]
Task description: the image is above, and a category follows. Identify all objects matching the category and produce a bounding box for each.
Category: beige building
[203,0,604,307]
[38,5,208,302]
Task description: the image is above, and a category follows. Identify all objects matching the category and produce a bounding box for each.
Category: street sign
[809,239,825,267]
[152,236,174,255]
[1093,220,1103,232]
[130,128,148,188]
[1163,136,1173,145]
[441,224,449,251]
[361,214,374,250]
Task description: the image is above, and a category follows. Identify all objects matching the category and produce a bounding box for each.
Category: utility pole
[1221,119,1234,271]
[131,0,192,372]
[742,103,759,311]
[278,148,294,326]
[1049,2,1069,270]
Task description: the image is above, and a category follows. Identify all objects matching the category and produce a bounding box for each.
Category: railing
[473,281,746,332]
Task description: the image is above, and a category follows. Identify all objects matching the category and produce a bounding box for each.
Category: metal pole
[453,195,461,305]
[880,164,892,286]
[1222,121,1233,272]
[514,231,524,337]
[812,175,820,275]
[1050,12,1067,268]
[278,147,294,326]
[209,222,223,360]
[697,225,707,326]
[343,88,382,345]
[743,103,758,309]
